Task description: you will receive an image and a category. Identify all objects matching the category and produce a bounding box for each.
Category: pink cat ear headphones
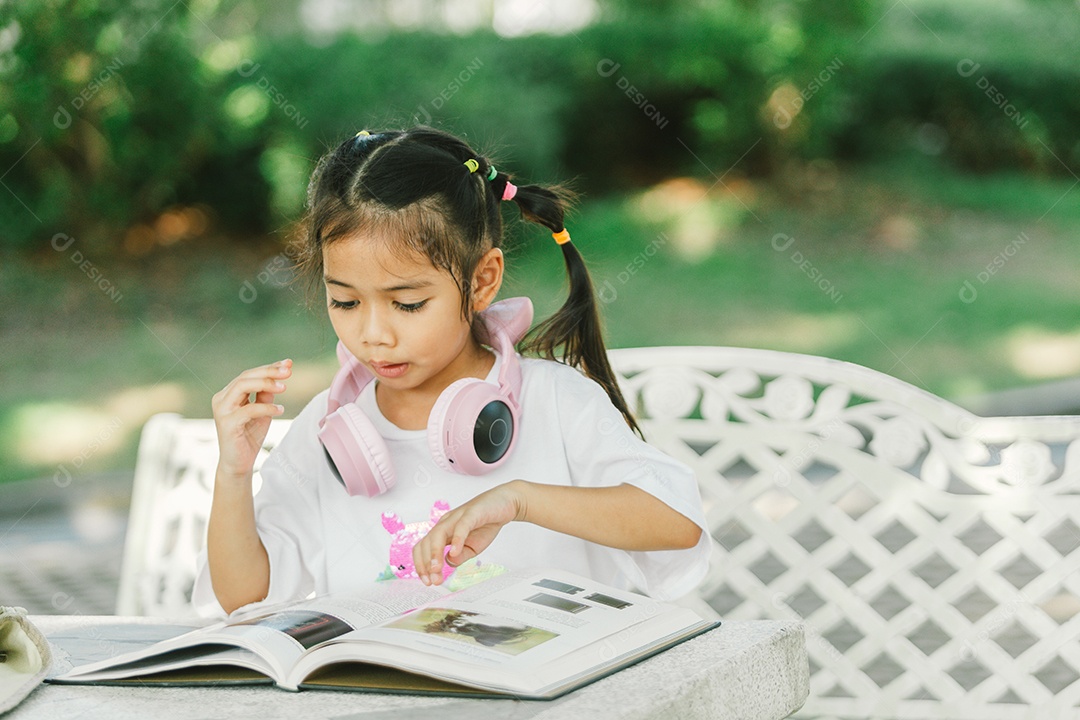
[317,297,534,496]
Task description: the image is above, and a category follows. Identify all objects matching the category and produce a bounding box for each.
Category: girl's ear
[470,247,504,313]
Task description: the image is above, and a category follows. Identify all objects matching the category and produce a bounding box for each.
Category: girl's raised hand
[211,359,291,483]
[412,481,528,586]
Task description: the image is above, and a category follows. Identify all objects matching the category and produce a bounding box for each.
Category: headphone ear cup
[428,378,516,475]
[427,378,477,474]
[319,404,396,496]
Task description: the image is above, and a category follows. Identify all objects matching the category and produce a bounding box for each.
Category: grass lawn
[2,152,1078,486]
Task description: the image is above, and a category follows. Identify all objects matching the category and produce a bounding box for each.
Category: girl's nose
[359,307,394,346]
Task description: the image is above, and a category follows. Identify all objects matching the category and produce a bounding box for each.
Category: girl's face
[323,235,495,398]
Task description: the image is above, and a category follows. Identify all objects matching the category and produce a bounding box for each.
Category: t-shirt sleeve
[554,365,711,601]
[190,398,326,619]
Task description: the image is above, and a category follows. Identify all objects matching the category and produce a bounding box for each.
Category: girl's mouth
[370,362,409,378]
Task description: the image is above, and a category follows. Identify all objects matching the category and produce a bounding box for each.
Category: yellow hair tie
[355,130,370,137]
[464,159,480,173]
[552,229,571,245]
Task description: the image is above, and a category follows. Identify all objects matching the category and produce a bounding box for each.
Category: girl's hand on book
[211,359,291,482]
[413,481,529,586]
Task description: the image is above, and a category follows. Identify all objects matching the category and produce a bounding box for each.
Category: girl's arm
[207,468,271,613]
[411,480,702,586]
[206,359,291,613]
[516,480,702,549]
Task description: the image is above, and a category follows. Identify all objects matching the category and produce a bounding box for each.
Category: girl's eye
[329,298,358,310]
[396,300,428,313]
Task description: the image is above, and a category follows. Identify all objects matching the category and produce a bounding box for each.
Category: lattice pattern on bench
[607,346,1080,720]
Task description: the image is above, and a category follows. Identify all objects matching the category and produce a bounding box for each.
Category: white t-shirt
[192,353,710,618]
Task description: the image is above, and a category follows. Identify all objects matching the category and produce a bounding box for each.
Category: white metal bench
[117,346,1080,718]
[612,346,1080,720]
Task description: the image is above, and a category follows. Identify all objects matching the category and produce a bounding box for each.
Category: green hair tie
[486,165,498,181]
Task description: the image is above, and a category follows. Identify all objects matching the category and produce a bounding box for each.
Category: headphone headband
[475,296,532,407]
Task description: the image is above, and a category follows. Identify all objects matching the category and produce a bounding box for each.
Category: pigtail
[505,180,644,439]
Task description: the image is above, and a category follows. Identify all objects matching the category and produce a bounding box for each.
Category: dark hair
[293,125,641,437]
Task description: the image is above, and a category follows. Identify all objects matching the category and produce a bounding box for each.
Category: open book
[51,568,717,700]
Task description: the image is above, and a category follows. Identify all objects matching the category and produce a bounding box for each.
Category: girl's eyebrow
[380,281,434,292]
[323,275,434,293]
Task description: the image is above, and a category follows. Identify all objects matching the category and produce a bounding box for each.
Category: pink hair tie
[502,182,518,202]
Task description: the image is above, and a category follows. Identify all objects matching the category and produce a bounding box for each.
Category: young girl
[193,126,709,617]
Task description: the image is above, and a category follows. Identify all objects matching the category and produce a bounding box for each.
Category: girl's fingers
[421,515,483,586]
[247,359,292,375]
[254,390,275,405]
[211,362,291,414]
[414,520,458,586]
[229,361,293,387]
[221,400,285,429]
[414,537,439,586]
[217,360,291,391]
[446,544,477,569]
[447,530,476,566]
[214,375,288,412]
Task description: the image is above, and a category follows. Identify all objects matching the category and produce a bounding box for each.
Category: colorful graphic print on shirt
[379,500,455,581]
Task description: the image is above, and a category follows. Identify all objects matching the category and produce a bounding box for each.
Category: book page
[55,611,347,684]
[290,581,449,625]
[56,580,451,684]
[52,645,275,683]
[46,621,207,678]
[369,570,668,667]
[290,570,706,695]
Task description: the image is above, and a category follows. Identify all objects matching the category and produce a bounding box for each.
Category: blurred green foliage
[1,0,1077,256]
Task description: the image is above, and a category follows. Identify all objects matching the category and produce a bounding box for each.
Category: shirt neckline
[358,350,503,440]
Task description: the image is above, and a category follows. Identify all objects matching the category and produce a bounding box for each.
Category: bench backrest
[115,416,291,616]
[611,346,1080,719]
[117,346,1080,717]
